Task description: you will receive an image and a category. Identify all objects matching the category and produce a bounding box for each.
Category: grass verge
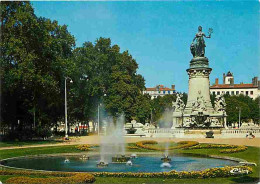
[0,143,259,184]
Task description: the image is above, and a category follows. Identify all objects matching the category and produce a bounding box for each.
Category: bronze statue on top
[190,26,213,57]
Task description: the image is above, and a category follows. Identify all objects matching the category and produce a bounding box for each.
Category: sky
[32,1,259,92]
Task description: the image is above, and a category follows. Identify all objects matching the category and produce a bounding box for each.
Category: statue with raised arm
[190,26,213,57]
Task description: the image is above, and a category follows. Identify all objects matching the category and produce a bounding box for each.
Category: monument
[172,26,227,129]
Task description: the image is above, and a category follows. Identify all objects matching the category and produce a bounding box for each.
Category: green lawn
[0,143,259,184]
[0,145,81,160]
[0,140,63,148]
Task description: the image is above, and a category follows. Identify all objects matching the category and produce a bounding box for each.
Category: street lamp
[150,109,153,124]
[98,103,100,135]
[236,107,241,128]
[65,77,73,140]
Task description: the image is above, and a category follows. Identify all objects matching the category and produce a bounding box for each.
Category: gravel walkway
[1,136,259,150]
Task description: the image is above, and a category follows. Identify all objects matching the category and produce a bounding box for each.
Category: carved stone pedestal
[172,57,227,129]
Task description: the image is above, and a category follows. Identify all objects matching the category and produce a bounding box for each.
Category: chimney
[230,78,234,86]
[215,78,219,85]
[223,73,226,84]
[171,85,175,90]
[252,77,258,86]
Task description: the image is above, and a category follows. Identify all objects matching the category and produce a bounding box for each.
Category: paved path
[1,136,259,150]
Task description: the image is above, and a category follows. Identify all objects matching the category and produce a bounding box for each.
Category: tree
[70,38,147,125]
[1,2,75,139]
[224,95,251,124]
[150,94,177,124]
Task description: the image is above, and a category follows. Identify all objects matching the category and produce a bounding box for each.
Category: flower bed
[186,144,248,153]
[220,145,247,153]
[92,166,252,178]
[5,173,95,184]
[0,170,95,184]
[0,166,252,180]
[135,140,199,151]
[75,144,98,151]
[126,146,140,150]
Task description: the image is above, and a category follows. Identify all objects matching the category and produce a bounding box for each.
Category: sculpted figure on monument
[192,91,207,112]
[172,93,185,112]
[190,26,213,57]
[214,94,226,112]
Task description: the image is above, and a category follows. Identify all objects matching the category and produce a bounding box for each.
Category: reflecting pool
[1,154,238,173]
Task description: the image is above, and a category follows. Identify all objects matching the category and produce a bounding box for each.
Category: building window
[231,91,234,95]
[250,91,253,95]
[163,91,165,94]
[246,91,248,96]
[226,91,229,95]
[213,92,215,95]
[168,91,170,94]
[236,91,239,95]
[217,91,220,95]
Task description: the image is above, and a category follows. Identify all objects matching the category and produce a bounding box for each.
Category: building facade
[210,71,260,99]
[143,84,176,99]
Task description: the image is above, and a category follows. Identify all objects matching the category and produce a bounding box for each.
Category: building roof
[145,87,175,91]
[210,83,258,89]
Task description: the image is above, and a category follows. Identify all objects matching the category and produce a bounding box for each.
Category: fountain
[125,124,137,134]
[160,162,172,168]
[126,160,133,166]
[161,154,171,163]
[64,158,70,163]
[99,114,128,166]
[3,154,239,172]
[80,155,89,161]
[97,160,108,168]
[112,155,130,163]
[130,153,137,159]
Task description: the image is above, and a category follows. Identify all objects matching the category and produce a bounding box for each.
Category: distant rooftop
[210,83,257,89]
[145,84,175,91]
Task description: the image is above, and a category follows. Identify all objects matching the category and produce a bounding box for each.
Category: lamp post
[65,77,73,139]
[238,107,241,128]
[98,104,100,135]
[150,109,153,124]
[181,111,184,128]
[236,107,241,128]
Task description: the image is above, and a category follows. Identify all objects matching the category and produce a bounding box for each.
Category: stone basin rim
[0,152,247,173]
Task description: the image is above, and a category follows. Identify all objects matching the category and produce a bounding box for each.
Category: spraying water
[99,114,126,164]
[160,162,172,168]
[164,141,169,157]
